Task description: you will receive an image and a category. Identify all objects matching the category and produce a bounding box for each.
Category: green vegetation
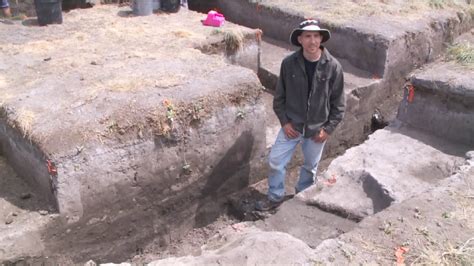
[429,0,447,9]
[428,0,468,9]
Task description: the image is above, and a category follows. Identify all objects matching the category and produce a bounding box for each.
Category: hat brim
[290,28,331,46]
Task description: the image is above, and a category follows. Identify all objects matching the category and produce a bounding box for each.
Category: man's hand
[283,123,299,139]
[313,128,329,143]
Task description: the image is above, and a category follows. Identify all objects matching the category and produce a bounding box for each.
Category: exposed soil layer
[0,6,266,263]
[398,61,474,146]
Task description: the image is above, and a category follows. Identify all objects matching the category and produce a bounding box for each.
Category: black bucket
[34,0,62,26]
[161,0,180,13]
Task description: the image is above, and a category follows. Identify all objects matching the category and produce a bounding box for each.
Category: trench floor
[0,156,55,262]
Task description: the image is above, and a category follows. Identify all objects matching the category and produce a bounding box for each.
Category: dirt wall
[190,0,388,77]
[0,6,266,262]
[37,96,267,262]
[384,11,473,83]
[322,80,383,158]
[398,63,474,146]
[0,113,57,210]
[0,88,267,263]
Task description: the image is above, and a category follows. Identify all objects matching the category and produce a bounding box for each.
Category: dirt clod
[5,215,14,225]
[20,192,32,200]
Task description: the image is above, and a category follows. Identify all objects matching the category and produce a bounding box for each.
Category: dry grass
[223,29,244,54]
[411,170,474,265]
[154,74,187,88]
[103,77,152,92]
[411,238,474,265]
[99,72,188,92]
[429,0,453,9]
[14,39,57,55]
[252,0,471,22]
[452,176,474,229]
[0,76,14,115]
[447,43,474,67]
[15,108,36,137]
[0,75,7,91]
[172,30,193,38]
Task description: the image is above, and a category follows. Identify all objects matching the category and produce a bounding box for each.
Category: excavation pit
[189,0,473,160]
[0,6,266,262]
[1,1,473,264]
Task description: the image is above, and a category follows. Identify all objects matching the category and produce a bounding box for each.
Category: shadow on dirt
[21,18,38,27]
[194,131,254,228]
[361,172,394,214]
[386,124,469,157]
[37,131,257,264]
[117,10,133,17]
[0,154,51,213]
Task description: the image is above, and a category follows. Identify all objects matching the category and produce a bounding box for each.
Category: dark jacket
[273,46,345,138]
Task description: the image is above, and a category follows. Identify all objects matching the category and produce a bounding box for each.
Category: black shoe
[255,198,282,211]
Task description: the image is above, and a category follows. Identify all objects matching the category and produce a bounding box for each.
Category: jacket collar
[295,45,330,72]
[297,45,330,62]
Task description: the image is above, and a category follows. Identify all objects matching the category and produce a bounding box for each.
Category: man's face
[298,31,322,55]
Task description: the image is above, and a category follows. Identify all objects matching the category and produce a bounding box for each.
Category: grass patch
[429,0,448,9]
[172,30,193,38]
[15,108,36,138]
[469,6,474,20]
[412,238,474,265]
[428,0,468,9]
[208,28,244,55]
[10,13,27,20]
[223,29,244,55]
[447,43,474,66]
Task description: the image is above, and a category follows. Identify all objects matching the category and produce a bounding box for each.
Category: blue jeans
[267,128,325,202]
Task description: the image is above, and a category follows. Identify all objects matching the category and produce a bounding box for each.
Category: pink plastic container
[202,10,225,27]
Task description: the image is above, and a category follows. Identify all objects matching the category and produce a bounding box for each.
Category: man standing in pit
[256,19,345,211]
[1,0,11,17]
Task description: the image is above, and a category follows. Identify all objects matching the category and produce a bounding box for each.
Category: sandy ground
[313,161,474,265]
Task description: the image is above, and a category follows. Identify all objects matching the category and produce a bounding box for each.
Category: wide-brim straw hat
[290,19,331,46]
